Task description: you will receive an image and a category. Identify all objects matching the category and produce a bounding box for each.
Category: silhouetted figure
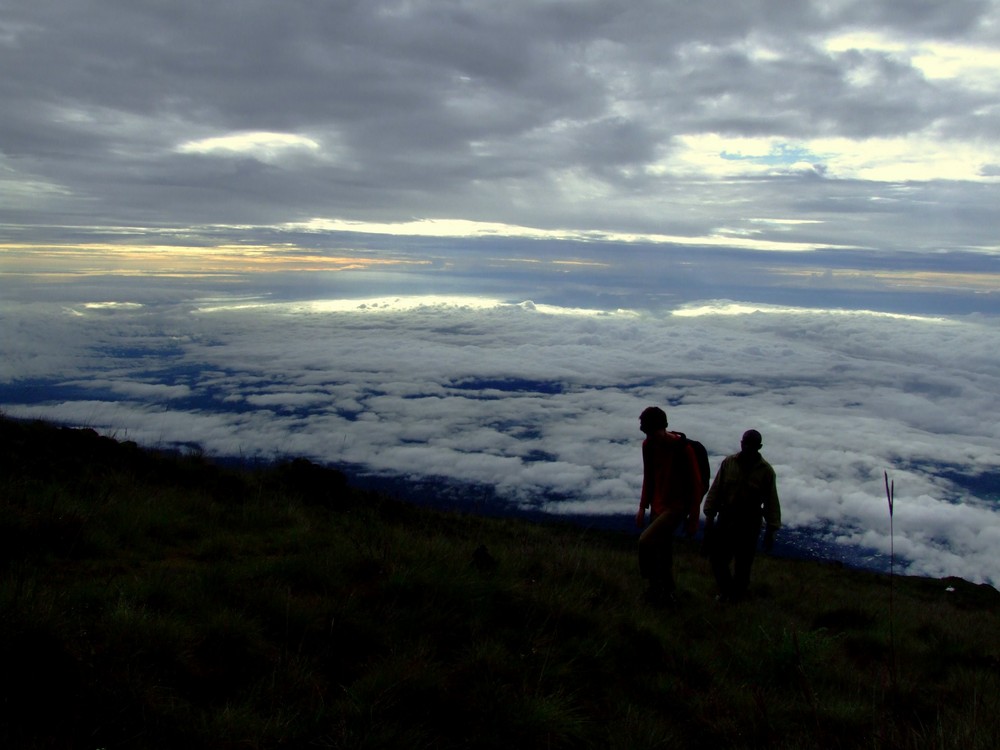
[635,406,707,606]
[703,429,781,602]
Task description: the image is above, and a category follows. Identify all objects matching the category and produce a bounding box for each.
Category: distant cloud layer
[3,285,998,585]
[3,2,999,585]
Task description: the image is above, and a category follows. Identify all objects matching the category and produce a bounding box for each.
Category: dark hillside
[1,416,998,749]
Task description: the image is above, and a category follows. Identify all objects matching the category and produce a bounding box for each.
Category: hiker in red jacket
[635,406,706,606]
[703,429,781,603]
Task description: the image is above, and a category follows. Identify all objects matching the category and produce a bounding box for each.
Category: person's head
[639,406,668,435]
[740,429,763,453]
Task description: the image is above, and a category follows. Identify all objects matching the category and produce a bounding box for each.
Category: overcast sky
[3,0,1000,257]
[3,2,1000,585]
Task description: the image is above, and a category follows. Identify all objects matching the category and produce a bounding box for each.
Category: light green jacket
[703,452,781,529]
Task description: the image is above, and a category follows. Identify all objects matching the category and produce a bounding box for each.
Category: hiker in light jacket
[703,429,780,602]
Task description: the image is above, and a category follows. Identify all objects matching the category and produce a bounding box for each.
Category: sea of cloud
[2,291,999,585]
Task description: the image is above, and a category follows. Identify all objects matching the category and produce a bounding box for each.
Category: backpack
[672,432,711,497]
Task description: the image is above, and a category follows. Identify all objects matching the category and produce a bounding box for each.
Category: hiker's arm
[683,445,704,535]
[761,465,780,552]
[702,457,726,518]
[637,441,654,528]
[761,466,781,529]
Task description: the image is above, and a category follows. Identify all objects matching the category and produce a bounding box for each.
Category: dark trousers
[708,513,762,600]
[638,511,684,594]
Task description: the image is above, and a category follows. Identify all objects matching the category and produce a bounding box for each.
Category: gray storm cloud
[2,0,1000,253]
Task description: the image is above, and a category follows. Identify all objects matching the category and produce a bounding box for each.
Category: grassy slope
[1,416,998,749]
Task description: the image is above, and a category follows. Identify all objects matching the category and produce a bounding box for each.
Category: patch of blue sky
[0,377,233,417]
[901,462,1000,507]
[448,378,566,395]
[720,143,820,165]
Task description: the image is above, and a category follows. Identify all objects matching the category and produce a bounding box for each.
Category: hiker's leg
[709,549,733,597]
[731,521,761,598]
[639,512,681,595]
[637,516,658,581]
[709,517,736,597]
[660,529,677,594]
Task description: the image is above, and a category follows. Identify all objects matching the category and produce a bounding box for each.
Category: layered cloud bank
[3,293,998,585]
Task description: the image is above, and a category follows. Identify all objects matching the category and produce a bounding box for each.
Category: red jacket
[640,431,705,524]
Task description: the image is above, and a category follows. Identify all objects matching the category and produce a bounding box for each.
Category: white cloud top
[3,287,998,586]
